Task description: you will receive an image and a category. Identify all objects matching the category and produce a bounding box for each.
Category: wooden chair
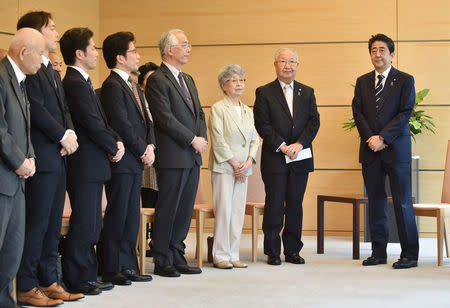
[192,173,214,268]
[245,146,265,262]
[137,208,155,275]
[413,140,450,266]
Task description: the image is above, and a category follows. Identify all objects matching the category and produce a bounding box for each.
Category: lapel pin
[297,89,302,96]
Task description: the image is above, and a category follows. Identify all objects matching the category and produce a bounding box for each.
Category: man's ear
[75,49,84,61]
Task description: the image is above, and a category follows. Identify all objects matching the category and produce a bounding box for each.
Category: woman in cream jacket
[209,64,259,269]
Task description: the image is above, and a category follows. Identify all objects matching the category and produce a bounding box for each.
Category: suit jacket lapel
[160,63,195,117]
[365,71,377,114]
[292,82,302,120]
[5,60,27,121]
[41,64,66,117]
[377,67,398,112]
[111,71,145,121]
[271,80,292,121]
[223,97,247,142]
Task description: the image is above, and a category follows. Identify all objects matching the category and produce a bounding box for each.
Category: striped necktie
[375,74,384,104]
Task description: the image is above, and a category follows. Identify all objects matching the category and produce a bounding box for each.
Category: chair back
[246,143,265,203]
[442,140,450,203]
[195,171,206,204]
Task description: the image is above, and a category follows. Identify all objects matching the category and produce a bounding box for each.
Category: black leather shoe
[88,281,114,291]
[122,269,153,282]
[154,264,181,277]
[362,256,387,266]
[267,256,281,265]
[392,257,418,269]
[285,254,305,264]
[174,264,202,274]
[69,283,102,295]
[102,272,132,285]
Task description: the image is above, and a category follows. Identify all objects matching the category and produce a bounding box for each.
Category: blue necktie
[375,74,384,105]
[178,72,194,114]
[87,77,94,90]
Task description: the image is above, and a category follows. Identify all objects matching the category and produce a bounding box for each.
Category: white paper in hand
[285,147,312,164]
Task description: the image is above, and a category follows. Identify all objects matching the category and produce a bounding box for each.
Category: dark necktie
[47,62,57,88]
[178,72,194,114]
[87,77,94,90]
[128,77,147,127]
[375,74,384,105]
[20,80,30,109]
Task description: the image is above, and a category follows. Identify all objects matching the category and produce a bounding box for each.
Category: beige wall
[1,0,449,236]
[0,0,101,84]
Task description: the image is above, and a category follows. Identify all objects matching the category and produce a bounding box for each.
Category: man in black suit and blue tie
[100,31,155,284]
[16,11,84,306]
[352,33,419,269]
[254,48,320,266]
[60,27,125,295]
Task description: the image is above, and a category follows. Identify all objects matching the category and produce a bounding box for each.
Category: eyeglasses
[276,60,298,67]
[126,49,138,54]
[175,42,192,49]
[226,78,246,84]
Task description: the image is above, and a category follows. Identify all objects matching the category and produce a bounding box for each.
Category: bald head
[8,27,45,74]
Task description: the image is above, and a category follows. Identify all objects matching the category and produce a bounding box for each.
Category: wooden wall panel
[398,42,450,105]
[100,0,396,45]
[398,0,450,40]
[134,43,377,109]
[0,0,18,33]
[0,35,12,50]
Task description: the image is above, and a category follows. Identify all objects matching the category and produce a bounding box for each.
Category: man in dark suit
[0,28,43,308]
[146,29,207,277]
[254,48,320,266]
[16,12,84,306]
[352,33,419,269]
[59,27,124,295]
[100,31,155,284]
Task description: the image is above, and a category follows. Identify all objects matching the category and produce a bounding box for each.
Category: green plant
[343,88,435,141]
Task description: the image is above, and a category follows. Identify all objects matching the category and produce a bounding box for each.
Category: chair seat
[413,203,450,210]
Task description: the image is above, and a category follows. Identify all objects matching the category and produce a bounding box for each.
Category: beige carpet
[58,234,450,308]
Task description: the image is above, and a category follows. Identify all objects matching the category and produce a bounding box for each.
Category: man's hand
[192,136,208,154]
[60,132,78,156]
[367,135,387,152]
[141,144,155,166]
[109,141,125,162]
[285,142,303,160]
[15,158,35,179]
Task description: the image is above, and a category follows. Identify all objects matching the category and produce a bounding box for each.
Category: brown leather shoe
[17,287,63,307]
[42,282,85,301]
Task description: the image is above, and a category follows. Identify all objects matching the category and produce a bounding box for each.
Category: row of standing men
[0,10,420,308]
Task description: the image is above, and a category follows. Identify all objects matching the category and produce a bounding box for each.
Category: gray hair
[274,47,299,62]
[218,64,245,93]
[159,29,184,60]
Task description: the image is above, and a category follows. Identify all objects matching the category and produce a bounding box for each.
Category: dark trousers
[262,170,309,257]
[363,156,419,260]
[62,182,103,289]
[152,167,199,266]
[102,173,141,273]
[17,166,66,292]
[0,184,25,308]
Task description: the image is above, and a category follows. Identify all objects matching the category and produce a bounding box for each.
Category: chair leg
[437,210,444,266]
[251,207,259,262]
[444,217,449,258]
[196,211,204,268]
[139,215,147,275]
